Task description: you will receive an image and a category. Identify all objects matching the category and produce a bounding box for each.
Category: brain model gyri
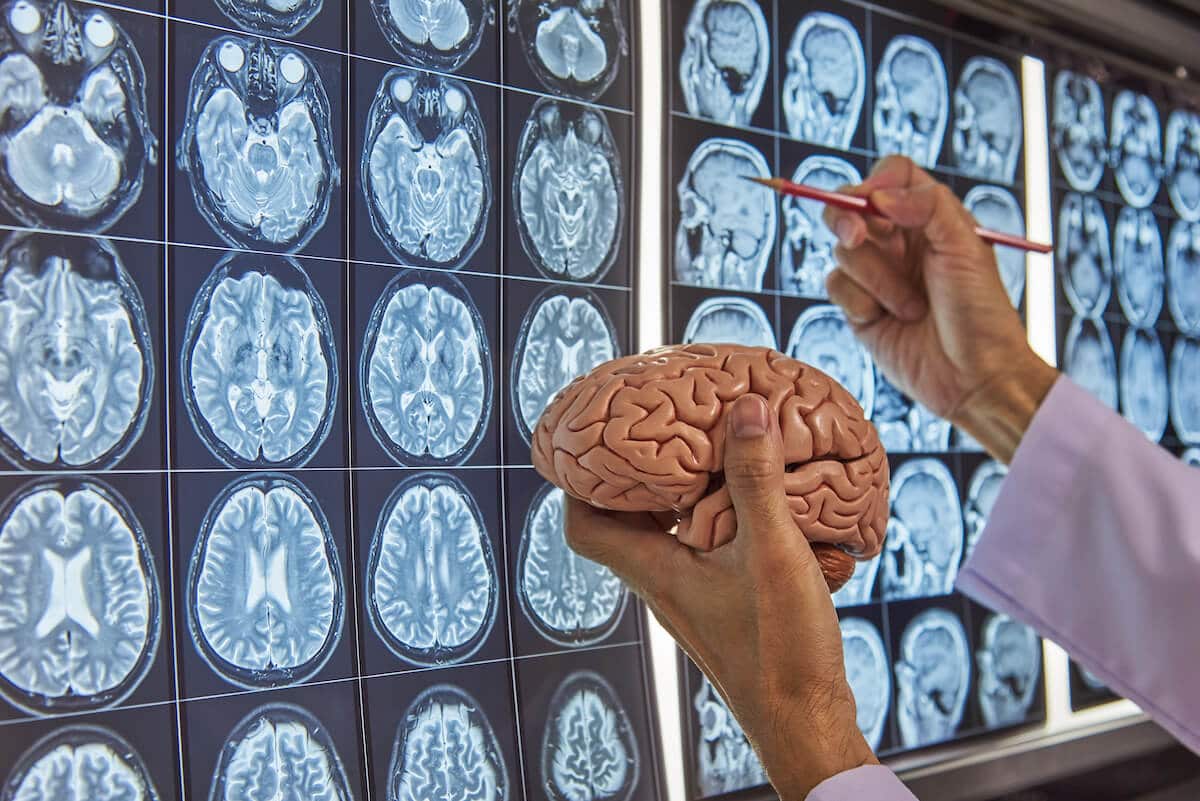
[531,344,889,591]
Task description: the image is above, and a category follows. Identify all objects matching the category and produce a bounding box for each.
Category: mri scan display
[0,234,153,470]
[874,35,948,168]
[369,0,494,71]
[1063,316,1118,410]
[2,725,159,801]
[515,99,623,282]
[676,138,775,290]
[895,608,970,748]
[1184,447,1200,466]
[693,674,765,796]
[210,704,352,801]
[177,36,337,251]
[512,288,618,442]
[0,478,159,714]
[542,671,638,801]
[781,12,864,149]
[785,304,874,417]
[361,271,492,465]
[362,68,490,269]
[1171,336,1200,444]
[780,156,862,298]
[964,460,1007,563]
[1166,109,1200,221]
[832,552,879,608]
[366,474,498,666]
[1119,327,1168,442]
[1168,220,1200,335]
[1052,70,1106,192]
[963,186,1026,308]
[678,0,768,127]
[1110,90,1162,208]
[181,253,338,468]
[840,618,890,751]
[977,614,1040,728]
[1078,664,1108,692]
[186,473,343,689]
[1114,207,1164,327]
[883,459,963,601]
[0,0,157,233]
[873,370,951,453]
[214,0,322,36]
[389,684,509,801]
[507,0,628,101]
[518,485,627,647]
[681,297,775,349]
[1057,193,1112,317]
[953,57,1021,184]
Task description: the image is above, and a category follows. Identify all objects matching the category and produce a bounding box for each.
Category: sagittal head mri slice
[515,98,623,282]
[1171,336,1200,445]
[964,460,1006,562]
[1110,90,1163,208]
[1052,70,1106,192]
[883,458,964,601]
[780,156,862,299]
[214,0,323,36]
[518,484,627,647]
[370,0,494,71]
[0,0,157,232]
[389,684,509,801]
[874,35,948,169]
[873,370,951,453]
[682,296,775,349]
[1114,206,1164,327]
[840,618,890,751]
[367,473,498,666]
[181,253,338,469]
[964,186,1026,308]
[363,68,490,270]
[1057,193,1112,317]
[977,613,1041,728]
[781,12,865,150]
[186,473,343,689]
[1166,109,1200,221]
[177,35,337,252]
[0,477,159,715]
[786,304,874,418]
[2,724,159,801]
[507,0,628,101]
[693,674,765,795]
[675,138,776,291]
[1119,327,1168,442]
[1063,316,1118,410]
[361,270,492,465]
[542,671,638,801]
[895,608,970,748]
[953,57,1021,184]
[679,0,768,127]
[1168,220,1200,335]
[0,233,153,470]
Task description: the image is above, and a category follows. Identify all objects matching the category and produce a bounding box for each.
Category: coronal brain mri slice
[1110,90,1163,208]
[370,0,494,71]
[1167,109,1200,221]
[895,608,970,748]
[781,156,862,298]
[840,618,890,751]
[1171,336,1200,445]
[964,460,1006,562]
[1053,70,1106,192]
[389,684,509,801]
[362,270,491,465]
[515,99,623,282]
[0,233,153,470]
[682,297,775,349]
[508,0,628,101]
[873,370,951,453]
[363,68,490,270]
[177,35,337,251]
[1114,206,1164,327]
[0,478,159,714]
[1063,316,1118,410]
[1119,327,1168,442]
[786,304,874,417]
[977,613,1040,729]
[883,458,963,601]
[518,484,627,646]
[874,35,948,169]
[1168,220,1200,335]
[367,474,497,665]
[781,12,865,150]
[1057,193,1112,317]
[675,138,775,291]
[0,0,156,232]
[542,671,639,801]
[679,0,768,127]
[214,0,323,36]
[953,57,1021,184]
[187,473,343,689]
[182,253,338,468]
[964,185,1025,308]
[3,725,159,801]
[693,674,765,795]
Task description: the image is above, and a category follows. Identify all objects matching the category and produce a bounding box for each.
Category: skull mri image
[1063,316,1119,410]
[780,156,862,298]
[874,35,949,169]
[2,725,161,801]
[214,0,323,36]
[964,460,1007,562]
[964,185,1026,308]
[873,370,952,453]
[693,674,766,797]
[1119,327,1169,442]
[541,671,639,801]
[1166,109,1200,221]
[953,57,1022,184]
[781,12,865,149]
[679,0,769,127]
[977,614,1041,729]
[1168,219,1200,335]
[1110,90,1162,209]
[1057,193,1113,318]
[1171,335,1200,444]
[883,459,964,601]
[507,0,629,101]
[786,304,875,417]
[840,618,891,751]
[895,608,971,748]
[1113,206,1165,327]
[682,296,776,349]
[370,0,495,71]
[1053,70,1107,192]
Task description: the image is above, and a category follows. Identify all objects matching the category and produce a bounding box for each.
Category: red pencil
[744,176,1053,254]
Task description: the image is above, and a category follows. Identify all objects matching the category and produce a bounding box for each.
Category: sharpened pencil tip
[740,175,773,188]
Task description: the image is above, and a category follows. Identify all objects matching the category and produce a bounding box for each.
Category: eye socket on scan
[84,12,114,48]
[9,1,39,34]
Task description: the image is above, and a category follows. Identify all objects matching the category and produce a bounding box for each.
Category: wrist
[951,352,1059,464]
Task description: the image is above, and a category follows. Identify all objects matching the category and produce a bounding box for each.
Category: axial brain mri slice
[895,608,970,748]
[0,233,153,470]
[177,36,337,252]
[507,0,628,101]
[682,297,776,349]
[1119,327,1168,442]
[1110,90,1163,209]
[542,671,638,801]
[964,460,1006,563]
[873,369,951,453]
[0,0,156,232]
[181,253,338,468]
[187,473,343,689]
[840,618,890,751]
[1171,336,1200,444]
[389,684,509,801]
[953,57,1021,184]
[210,703,352,801]
[1168,220,1200,335]
[1057,193,1112,317]
[512,287,618,443]
[1166,109,1200,221]
[518,484,627,646]
[367,474,497,666]
[786,304,874,418]
[370,0,493,71]
[0,478,159,714]
[882,459,963,601]
[1114,207,1164,327]
[977,613,1041,729]
[1052,70,1106,192]
[515,99,623,282]
[1063,316,1118,410]
[2,725,159,801]
[679,0,768,127]
[964,185,1025,308]
[873,35,948,169]
[363,68,490,270]
[781,156,862,298]
[675,138,775,290]
[362,270,491,465]
[214,0,323,36]
[832,552,879,608]
[781,12,865,150]
[693,674,765,795]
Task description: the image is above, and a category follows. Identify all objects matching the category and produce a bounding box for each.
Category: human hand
[822,155,1058,462]
[565,394,877,800]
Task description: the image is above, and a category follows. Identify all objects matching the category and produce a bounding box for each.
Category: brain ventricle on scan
[531,343,890,591]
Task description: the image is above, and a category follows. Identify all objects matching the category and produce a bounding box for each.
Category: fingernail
[731,395,768,438]
[834,218,856,248]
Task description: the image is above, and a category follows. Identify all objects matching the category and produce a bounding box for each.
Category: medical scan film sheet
[0,2,667,800]
[668,0,1044,795]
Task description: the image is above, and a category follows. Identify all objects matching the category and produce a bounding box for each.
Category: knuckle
[725,456,779,483]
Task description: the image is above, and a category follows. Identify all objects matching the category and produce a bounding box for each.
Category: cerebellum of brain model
[531,344,889,591]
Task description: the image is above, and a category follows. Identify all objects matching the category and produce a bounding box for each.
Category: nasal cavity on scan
[541,670,639,801]
[3,725,160,801]
[510,0,627,101]
[371,0,491,71]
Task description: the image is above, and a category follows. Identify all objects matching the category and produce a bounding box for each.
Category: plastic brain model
[532,344,889,591]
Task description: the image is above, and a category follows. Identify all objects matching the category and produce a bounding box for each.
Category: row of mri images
[667,0,1044,795]
[0,2,667,801]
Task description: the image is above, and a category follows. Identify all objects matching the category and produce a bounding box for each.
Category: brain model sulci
[531,344,889,591]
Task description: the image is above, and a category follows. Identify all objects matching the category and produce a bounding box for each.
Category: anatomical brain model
[532,344,889,591]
